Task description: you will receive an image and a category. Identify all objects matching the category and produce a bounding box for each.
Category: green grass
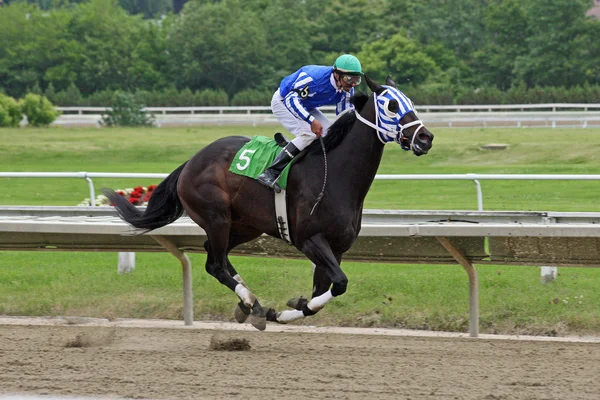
[0,252,597,336]
[1,126,600,336]
[3,126,600,210]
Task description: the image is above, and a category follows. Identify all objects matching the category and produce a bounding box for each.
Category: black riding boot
[257,142,300,192]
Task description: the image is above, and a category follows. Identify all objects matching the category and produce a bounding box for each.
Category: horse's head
[359,75,434,156]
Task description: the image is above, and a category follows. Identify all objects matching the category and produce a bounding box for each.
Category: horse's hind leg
[228,260,266,327]
[203,226,266,329]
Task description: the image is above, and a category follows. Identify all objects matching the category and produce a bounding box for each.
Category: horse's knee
[205,263,217,278]
[331,277,348,297]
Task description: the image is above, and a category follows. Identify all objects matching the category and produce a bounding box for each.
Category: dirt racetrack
[1,318,599,400]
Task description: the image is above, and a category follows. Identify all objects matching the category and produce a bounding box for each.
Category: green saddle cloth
[228,136,292,190]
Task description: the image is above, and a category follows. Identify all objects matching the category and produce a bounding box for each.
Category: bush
[20,94,60,127]
[231,88,272,106]
[195,89,229,106]
[84,89,116,107]
[43,83,57,104]
[404,83,455,105]
[178,88,196,106]
[455,86,503,105]
[0,94,23,127]
[502,82,528,104]
[52,82,83,106]
[101,92,155,127]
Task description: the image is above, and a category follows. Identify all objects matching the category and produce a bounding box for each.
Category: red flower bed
[79,185,158,207]
[115,185,157,206]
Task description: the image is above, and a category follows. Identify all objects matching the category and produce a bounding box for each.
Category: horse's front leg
[269,233,346,323]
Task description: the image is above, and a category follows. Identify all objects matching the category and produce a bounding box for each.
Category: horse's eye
[387,99,399,115]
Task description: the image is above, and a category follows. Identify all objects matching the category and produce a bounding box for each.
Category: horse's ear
[365,74,383,94]
[386,75,397,88]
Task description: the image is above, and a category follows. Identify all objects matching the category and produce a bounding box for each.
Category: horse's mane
[303,91,369,156]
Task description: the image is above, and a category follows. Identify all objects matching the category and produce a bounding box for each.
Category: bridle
[354,89,425,151]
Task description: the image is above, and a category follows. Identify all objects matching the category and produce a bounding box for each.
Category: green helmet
[333,54,363,76]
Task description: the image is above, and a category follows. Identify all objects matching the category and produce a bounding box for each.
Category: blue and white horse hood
[353,75,432,155]
[375,85,416,134]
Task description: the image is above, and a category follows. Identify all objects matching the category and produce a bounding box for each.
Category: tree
[405,0,487,61]
[165,0,271,95]
[0,2,77,97]
[118,0,171,18]
[471,0,529,90]
[575,17,600,86]
[357,33,439,86]
[514,0,595,87]
[258,0,312,88]
[304,0,388,61]
[66,0,166,94]
[172,0,186,13]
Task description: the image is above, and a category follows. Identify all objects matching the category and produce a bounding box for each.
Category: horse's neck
[331,113,385,205]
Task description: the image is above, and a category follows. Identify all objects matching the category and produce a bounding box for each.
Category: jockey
[257,54,364,190]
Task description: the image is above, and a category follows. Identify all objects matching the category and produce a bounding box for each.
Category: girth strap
[275,189,292,245]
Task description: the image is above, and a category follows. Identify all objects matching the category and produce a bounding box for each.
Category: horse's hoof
[248,314,267,331]
[286,296,308,310]
[234,301,250,323]
[248,300,266,331]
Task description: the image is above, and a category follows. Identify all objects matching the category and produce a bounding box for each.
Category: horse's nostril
[418,133,433,142]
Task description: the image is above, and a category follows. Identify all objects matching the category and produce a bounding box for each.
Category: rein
[310,136,328,215]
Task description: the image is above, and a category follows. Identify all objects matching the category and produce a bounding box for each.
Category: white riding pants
[271,90,332,151]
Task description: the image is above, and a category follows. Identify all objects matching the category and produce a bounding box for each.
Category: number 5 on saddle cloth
[229,135,293,190]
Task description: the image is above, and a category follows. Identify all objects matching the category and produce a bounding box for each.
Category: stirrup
[257,172,282,193]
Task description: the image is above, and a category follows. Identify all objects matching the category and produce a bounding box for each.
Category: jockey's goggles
[340,74,362,86]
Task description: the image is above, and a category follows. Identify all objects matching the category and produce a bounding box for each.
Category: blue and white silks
[279,65,353,124]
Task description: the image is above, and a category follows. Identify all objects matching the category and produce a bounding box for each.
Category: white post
[118,252,136,274]
[541,266,557,284]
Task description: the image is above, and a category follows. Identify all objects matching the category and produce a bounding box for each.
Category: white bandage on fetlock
[234,283,255,308]
[276,309,305,323]
[307,290,334,312]
[233,274,249,288]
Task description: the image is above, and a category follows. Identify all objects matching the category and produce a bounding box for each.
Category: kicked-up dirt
[0,318,599,400]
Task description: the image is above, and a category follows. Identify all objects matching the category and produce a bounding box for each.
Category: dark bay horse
[103,75,434,330]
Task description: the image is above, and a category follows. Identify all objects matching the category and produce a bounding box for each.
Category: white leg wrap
[233,274,248,288]
[234,283,254,308]
[307,290,334,312]
[277,290,335,323]
[276,309,305,323]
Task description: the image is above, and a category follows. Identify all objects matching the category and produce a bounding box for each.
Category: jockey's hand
[311,119,323,138]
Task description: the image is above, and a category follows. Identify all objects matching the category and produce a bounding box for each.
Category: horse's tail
[102,162,188,231]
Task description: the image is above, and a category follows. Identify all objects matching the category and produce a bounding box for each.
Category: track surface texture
[1,317,599,400]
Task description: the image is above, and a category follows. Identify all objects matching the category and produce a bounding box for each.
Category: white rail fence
[3,171,599,336]
[3,206,600,336]
[3,172,600,210]
[58,103,600,114]
[53,103,600,128]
